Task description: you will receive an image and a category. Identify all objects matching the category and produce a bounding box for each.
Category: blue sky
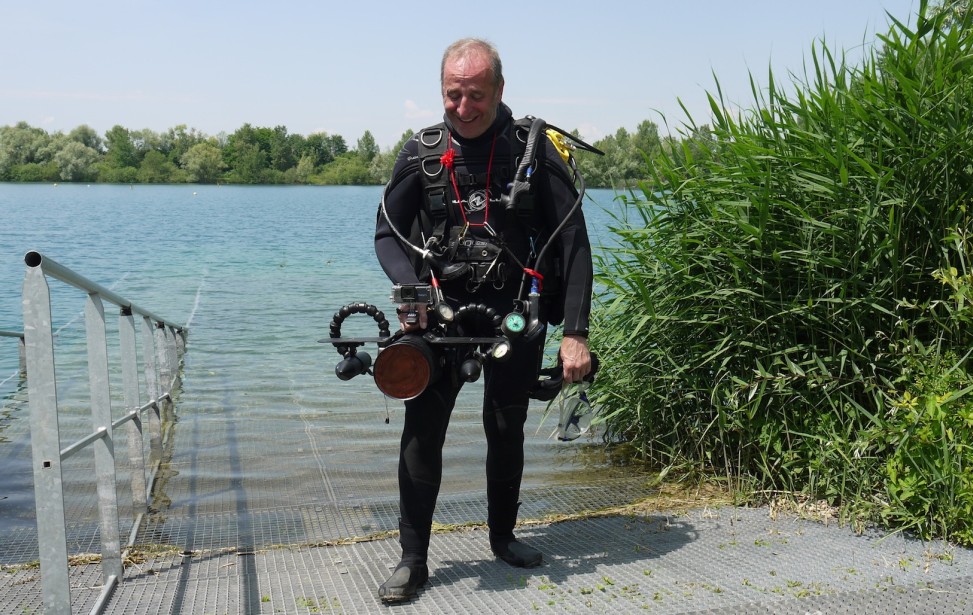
[1,1,918,149]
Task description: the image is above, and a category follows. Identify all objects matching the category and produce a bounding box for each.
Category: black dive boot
[378,560,428,603]
[378,522,430,603]
[487,481,543,568]
[490,532,543,568]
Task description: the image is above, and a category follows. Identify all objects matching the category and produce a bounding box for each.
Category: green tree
[580,129,633,188]
[631,120,662,160]
[303,132,334,167]
[293,154,316,183]
[165,124,207,164]
[325,134,348,159]
[67,125,103,152]
[356,130,379,163]
[137,150,179,182]
[104,124,140,169]
[226,141,267,184]
[268,125,301,172]
[369,129,414,184]
[181,142,225,183]
[0,122,52,180]
[54,140,100,181]
[312,153,370,185]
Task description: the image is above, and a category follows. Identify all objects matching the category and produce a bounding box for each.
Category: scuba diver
[373,37,594,603]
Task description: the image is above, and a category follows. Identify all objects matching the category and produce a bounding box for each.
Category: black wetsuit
[374,103,593,564]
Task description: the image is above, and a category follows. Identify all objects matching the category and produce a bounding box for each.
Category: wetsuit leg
[482,330,546,566]
[397,371,462,564]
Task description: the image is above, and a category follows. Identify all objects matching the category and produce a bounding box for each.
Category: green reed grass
[590,0,973,543]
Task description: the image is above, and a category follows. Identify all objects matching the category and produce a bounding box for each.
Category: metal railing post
[154,323,171,421]
[84,292,123,584]
[141,316,162,464]
[19,334,26,375]
[0,330,27,376]
[166,326,179,388]
[119,307,147,514]
[22,263,71,613]
[178,328,186,355]
[164,326,178,425]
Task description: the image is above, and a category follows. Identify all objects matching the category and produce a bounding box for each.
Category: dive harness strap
[416,116,539,250]
[418,126,450,248]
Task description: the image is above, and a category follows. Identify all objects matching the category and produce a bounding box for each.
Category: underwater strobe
[324,285,523,400]
[330,303,390,383]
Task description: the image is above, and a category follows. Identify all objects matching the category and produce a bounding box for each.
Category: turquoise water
[0,183,622,532]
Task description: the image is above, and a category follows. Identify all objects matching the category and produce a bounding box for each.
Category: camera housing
[391,284,433,305]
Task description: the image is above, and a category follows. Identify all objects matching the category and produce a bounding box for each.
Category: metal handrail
[24,251,185,333]
[0,329,26,375]
[21,250,188,615]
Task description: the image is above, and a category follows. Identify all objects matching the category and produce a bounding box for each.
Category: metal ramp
[4,502,973,613]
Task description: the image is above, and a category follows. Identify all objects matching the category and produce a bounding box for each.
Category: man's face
[441,51,503,140]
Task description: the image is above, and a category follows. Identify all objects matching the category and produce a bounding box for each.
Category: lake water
[0,183,629,549]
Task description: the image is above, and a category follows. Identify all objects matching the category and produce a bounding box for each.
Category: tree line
[0,118,704,189]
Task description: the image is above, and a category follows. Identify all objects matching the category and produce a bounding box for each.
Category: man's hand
[559,335,591,383]
[397,303,428,332]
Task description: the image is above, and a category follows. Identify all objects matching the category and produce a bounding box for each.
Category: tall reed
[591,0,973,542]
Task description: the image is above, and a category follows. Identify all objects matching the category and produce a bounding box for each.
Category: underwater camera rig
[323,281,600,442]
[323,281,547,400]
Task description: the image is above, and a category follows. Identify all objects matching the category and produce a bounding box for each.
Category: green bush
[95,164,139,184]
[874,347,973,544]
[868,230,973,544]
[590,1,973,543]
[9,162,59,182]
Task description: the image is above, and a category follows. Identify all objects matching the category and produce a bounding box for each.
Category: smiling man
[373,37,593,603]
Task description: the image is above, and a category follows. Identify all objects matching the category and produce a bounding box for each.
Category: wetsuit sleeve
[537,141,593,337]
[375,139,424,285]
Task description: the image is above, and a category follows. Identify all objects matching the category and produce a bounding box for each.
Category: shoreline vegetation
[591,0,973,547]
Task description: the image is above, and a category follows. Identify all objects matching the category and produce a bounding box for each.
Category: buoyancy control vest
[413,117,564,306]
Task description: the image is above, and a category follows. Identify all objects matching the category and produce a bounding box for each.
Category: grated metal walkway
[3,396,973,613]
[3,504,973,614]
